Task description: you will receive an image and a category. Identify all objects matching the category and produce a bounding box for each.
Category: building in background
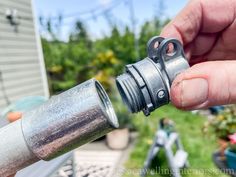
[0,0,49,110]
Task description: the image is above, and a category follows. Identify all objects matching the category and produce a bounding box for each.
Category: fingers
[8,174,15,177]
[161,0,235,45]
[7,112,22,123]
[190,33,217,56]
[170,61,236,110]
[161,0,201,44]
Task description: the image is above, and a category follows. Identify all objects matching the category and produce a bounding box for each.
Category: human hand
[161,0,236,110]
[8,175,15,177]
[7,112,22,177]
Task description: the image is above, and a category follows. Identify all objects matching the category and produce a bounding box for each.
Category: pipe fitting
[0,79,118,177]
[116,36,190,116]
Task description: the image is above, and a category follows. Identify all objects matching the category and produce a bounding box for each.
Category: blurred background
[36,0,187,94]
[1,0,236,177]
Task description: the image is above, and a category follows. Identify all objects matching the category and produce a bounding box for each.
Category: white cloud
[99,0,111,7]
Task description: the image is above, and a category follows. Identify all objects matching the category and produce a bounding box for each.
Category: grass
[123,105,227,177]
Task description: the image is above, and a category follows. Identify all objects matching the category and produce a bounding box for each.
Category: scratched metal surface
[0,120,39,177]
[22,79,118,160]
[0,79,118,177]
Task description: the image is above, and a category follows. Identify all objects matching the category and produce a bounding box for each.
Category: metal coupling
[0,79,118,177]
[116,36,190,116]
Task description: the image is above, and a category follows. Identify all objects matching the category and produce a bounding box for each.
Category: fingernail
[174,78,208,108]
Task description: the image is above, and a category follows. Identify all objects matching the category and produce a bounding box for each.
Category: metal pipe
[0,79,119,177]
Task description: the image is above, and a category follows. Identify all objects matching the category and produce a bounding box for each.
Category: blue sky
[34,0,188,40]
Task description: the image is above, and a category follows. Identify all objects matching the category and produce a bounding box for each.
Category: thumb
[171,61,236,110]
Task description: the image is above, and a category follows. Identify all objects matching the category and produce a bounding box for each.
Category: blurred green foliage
[203,106,236,140]
[41,18,169,94]
[123,105,227,177]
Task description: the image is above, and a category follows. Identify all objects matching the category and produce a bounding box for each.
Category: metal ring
[158,38,183,61]
[157,38,184,69]
[147,36,165,61]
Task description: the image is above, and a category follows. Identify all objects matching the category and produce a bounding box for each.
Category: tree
[41,17,167,94]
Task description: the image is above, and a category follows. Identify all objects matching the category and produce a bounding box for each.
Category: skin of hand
[160,0,236,110]
[7,112,22,177]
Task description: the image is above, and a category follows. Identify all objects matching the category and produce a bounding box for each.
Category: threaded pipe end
[116,73,144,113]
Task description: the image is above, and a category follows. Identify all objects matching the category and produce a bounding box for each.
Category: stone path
[50,134,137,177]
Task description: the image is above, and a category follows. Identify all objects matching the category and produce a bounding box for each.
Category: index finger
[8,175,15,177]
[160,0,235,45]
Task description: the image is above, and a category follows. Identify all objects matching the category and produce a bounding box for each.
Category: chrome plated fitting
[116,36,189,116]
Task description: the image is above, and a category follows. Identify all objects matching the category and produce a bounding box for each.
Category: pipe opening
[95,81,119,128]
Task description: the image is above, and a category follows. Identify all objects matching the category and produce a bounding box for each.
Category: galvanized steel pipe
[0,79,119,177]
